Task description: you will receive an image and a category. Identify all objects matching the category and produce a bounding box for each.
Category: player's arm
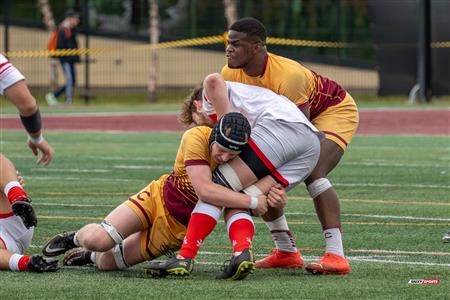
[186,164,266,212]
[4,80,54,165]
[202,73,232,119]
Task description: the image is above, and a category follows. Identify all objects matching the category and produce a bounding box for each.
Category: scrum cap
[210,112,251,153]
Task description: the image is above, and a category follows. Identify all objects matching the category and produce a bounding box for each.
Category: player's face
[211,143,239,164]
[226,31,257,68]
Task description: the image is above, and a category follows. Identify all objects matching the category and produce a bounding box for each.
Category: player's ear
[194,100,203,112]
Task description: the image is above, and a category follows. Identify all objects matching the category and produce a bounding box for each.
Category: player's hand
[267,184,287,208]
[27,138,54,165]
[251,194,268,216]
[16,170,25,186]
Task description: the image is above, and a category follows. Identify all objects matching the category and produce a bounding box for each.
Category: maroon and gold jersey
[221,52,347,120]
[163,126,217,225]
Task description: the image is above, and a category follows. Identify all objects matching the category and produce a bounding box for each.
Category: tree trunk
[37,0,58,92]
[223,0,238,28]
[147,0,159,102]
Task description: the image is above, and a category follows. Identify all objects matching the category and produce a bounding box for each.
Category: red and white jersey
[0,54,25,95]
[203,81,318,133]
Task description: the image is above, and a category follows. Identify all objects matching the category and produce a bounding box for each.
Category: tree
[37,0,58,91]
[223,0,237,28]
[147,0,159,102]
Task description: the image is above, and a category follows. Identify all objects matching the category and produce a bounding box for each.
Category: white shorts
[0,214,34,254]
[247,118,320,191]
[0,55,25,95]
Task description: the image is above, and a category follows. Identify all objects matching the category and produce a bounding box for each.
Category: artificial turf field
[0,130,450,299]
[0,108,449,299]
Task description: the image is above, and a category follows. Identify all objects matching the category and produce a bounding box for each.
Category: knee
[306,178,332,199]
[81,226,115,252]
[95,252,117,270]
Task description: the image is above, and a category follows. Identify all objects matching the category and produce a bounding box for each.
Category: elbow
[203,73,223,90]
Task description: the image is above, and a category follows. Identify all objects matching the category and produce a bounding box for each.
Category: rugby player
[221,18,358,275]
[145,73,321,280]
[0,54,57,272]
[42,112,268,277]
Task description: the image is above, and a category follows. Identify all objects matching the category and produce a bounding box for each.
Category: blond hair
[178,86,203,128]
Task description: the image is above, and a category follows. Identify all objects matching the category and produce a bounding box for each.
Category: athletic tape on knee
[100,220,124,245]
[307,178,332,199]
[192,201,222,221]
[226,212,254,233]
[112,243,129,270]
[216,163,243,192]
[242,185,262,197]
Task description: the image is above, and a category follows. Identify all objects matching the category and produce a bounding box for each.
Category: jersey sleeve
[278,70,310,107]
[0,55,25,95]
[180,127,210,166]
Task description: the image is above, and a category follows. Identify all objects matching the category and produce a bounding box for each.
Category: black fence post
[417,0,432,102]
[83,0,90,104]
[3,0,10,55]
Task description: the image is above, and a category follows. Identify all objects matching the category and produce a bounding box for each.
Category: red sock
[228,218,254,255]
[7,186,28,204]
[178,213,217,259]
[18,255,31,272]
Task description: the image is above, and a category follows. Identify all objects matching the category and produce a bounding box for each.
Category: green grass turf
[0,130,449,299]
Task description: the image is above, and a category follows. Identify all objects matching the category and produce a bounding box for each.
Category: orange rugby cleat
[256,249,304,269]
[305,253,350,275]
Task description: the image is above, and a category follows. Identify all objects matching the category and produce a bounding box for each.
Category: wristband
[249,196,258,209]
[28,134,44,145]
[20,109,42,134]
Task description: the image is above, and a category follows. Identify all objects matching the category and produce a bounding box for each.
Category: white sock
[90,252,96,265]
[324,228,344,257]
[8,253,25,271]
[265,215,297,253]
[73,231,80,246]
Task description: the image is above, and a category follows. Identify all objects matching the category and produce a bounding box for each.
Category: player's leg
[43,203,143,257]
[64,231,145,270]
[1,207,56,272]
[0,154,36,228]
[42,181,161,257]
[251,121,320,269]
[304,95,358,275]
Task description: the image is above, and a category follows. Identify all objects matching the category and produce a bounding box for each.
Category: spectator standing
[46,9,80,106]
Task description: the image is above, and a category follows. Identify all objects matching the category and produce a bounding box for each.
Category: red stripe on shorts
[322,130,348,147]
[248,139,289,187]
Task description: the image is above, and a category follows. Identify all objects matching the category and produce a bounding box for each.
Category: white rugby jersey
[202,80,318,132]
[0,54,25,95]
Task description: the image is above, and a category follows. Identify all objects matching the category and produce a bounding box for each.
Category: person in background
[46,8,80,106]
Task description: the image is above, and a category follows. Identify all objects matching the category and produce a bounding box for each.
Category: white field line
[26,245,450,267]
[32,202,450,222]
[25,175,450,189]
[113,165,171,170]
[31,168,109,173]
[341,161,447,168]
[285,212,450,222]
[28,176,145,183]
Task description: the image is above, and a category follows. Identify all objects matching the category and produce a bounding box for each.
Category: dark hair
[209,112,251,152]
[65,8,80,18]
[229,17,267,43]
